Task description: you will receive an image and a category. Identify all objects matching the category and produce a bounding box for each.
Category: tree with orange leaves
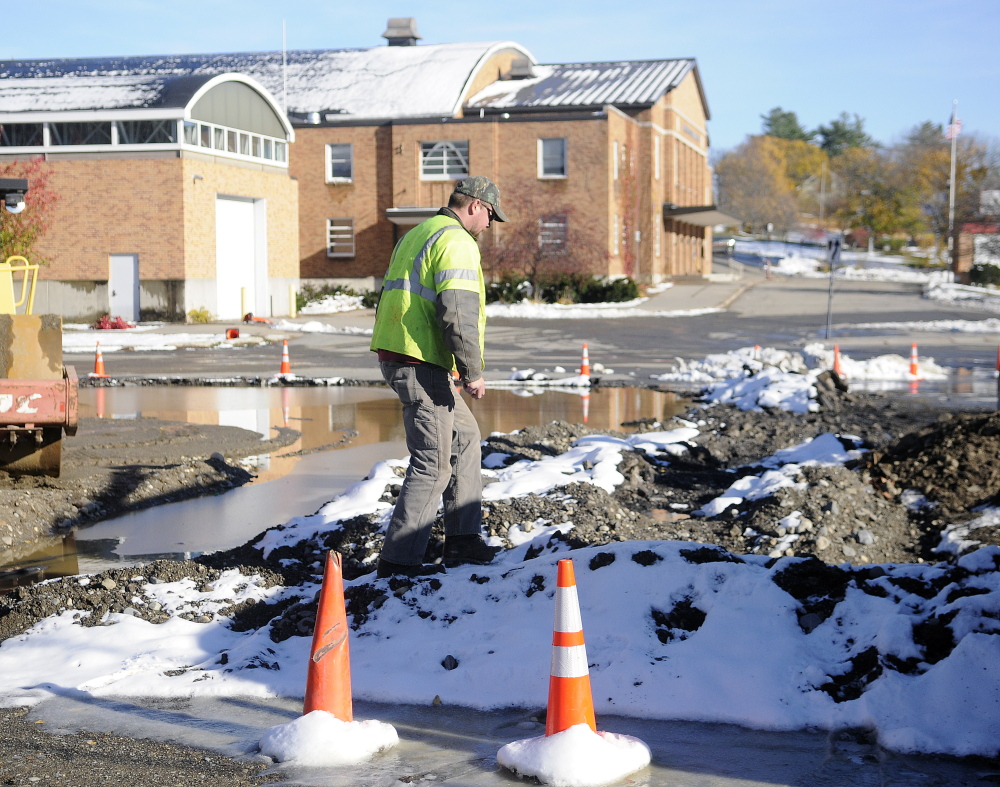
[0,156,59,264]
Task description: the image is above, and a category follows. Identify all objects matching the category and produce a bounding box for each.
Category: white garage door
[215,197,256,320]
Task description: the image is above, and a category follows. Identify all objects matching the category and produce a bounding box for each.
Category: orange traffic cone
[303,551,353,721]
[754,344,760,360]
[95,386,106,420]
[581,391,590,424]
[580,343,590,379]
[909,343,920,379]
[546,558,596,736]
[833,345,843,377]
[89,341,110,378]
[279,340,292,376]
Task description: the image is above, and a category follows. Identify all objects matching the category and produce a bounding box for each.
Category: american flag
[945,106,962,140]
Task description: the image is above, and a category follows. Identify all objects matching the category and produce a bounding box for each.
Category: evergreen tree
[760,107,813,142]
[817,112,873,156]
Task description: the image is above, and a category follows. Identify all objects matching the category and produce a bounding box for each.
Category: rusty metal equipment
[1,253,79,476]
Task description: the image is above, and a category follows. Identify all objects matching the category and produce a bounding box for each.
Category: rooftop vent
[505,57,535,80]
[382,18,421,46]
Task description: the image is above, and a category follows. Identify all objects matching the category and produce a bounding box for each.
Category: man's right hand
[464,377,486,399]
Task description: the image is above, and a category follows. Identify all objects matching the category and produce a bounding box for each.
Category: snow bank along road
[1,345,998,785]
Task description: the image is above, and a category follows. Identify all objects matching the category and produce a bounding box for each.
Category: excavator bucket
[0,258,78,477]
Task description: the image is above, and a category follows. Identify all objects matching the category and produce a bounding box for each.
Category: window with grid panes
[326,218,355,258]
[326,143,353,182]
[420,140,469,180]
[538,138,567,178]
[538,214,568,253]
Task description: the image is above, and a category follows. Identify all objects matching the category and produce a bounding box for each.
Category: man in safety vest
[371,176,508,578]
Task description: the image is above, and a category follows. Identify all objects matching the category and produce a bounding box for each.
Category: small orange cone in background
[833,345,843,377]
[279,340,292,376]
[303,551,353,721]
[754,344,760,361]
[909,343,921,379]
[580,343,591,379]
[546,558,596,736]
[88,341,110,378]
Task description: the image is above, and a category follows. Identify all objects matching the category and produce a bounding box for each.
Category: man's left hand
[464,378,486,399]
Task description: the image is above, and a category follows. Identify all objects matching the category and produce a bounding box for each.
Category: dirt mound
[865,411,1000,515]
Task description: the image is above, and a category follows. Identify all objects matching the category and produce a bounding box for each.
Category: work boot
[376,559,443,579]
[443,534,501,567]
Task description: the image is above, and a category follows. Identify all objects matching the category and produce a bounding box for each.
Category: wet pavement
[23,693,997,786]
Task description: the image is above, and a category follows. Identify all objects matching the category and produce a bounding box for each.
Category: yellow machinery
[1,178,79,476]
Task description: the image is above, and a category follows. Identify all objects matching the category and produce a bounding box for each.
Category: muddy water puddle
[46,386,688,573]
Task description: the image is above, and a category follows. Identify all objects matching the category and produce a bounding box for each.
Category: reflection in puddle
[57,385,691,571]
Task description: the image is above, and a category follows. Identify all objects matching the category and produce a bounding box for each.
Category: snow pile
[936,507,1000,556]
[696,433,864,519]
[494,369,592,388]
[299,293,366,314]
[259,711,398,766]
[276,319,373,336]
[770,254,821,276]
[497,724,650,787]
[652,344,949,413]
[852,318,1000,334]
[925,281,1000,313]
[485,301,720,320]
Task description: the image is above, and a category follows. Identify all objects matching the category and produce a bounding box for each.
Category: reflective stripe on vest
[381,225,463,303]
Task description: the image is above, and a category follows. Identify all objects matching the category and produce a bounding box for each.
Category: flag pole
[947,99,959,278]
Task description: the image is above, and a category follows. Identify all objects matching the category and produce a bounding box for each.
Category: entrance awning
[663,203,739,227]
[385,207,439,226]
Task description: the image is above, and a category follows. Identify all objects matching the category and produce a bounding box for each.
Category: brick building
[0,20,719,318]
[0,69,298,320]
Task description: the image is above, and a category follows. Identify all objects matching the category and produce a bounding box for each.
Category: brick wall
[33,157,184,281]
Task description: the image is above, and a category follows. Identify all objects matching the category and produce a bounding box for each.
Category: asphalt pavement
[64,262,1000,383]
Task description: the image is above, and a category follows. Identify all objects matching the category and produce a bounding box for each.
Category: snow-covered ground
[0,413,997,764]
[485,300,720,320]
[62,326,269,352]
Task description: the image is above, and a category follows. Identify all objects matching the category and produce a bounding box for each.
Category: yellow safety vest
[370,215,486,371]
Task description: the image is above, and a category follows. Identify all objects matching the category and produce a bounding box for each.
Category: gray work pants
[379,361,483,565]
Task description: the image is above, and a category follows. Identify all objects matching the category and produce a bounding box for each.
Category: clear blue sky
[3,0,997,152]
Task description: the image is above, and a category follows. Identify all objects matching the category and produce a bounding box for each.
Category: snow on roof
[0,42,532,118]
[466,58,696,111]
[0,74,211,113]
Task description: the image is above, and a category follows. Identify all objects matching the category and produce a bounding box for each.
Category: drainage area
[5,385,690,582]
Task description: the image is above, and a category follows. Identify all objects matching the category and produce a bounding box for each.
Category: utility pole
[946,100,960,279]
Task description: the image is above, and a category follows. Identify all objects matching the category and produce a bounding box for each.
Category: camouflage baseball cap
[453,176,508,222]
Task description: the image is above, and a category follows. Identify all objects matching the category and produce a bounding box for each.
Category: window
[200,124,211,147]
[117,120,176,144]
[274,141,286,163]
[263,139,273,159]
[252,136,261,157]
[240,133,250,155]
[183,121,198,145]
[327,218,355,258]
[538,214,568,253]
[613,141,619,180]
[213,127,225,150]
[0,123,43,146]
[420,140,469,180]
[49,122,112,145]
[226,130,238,153]
[326,143,353,182]
[538,138,567,178]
